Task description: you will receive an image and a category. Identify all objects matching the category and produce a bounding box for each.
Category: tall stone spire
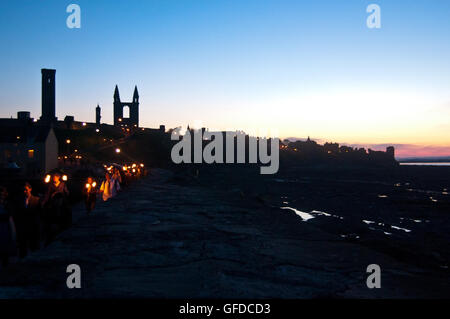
[114,85,120,101]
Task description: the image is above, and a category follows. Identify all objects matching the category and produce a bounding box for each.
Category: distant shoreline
[399,162,450,166]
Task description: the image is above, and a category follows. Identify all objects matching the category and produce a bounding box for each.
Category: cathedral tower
[40,69,57,123]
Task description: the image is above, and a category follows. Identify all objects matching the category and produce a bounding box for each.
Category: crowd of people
[0,172,71,268]
[0,163,146,268]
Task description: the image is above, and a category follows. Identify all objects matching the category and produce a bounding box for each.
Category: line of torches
[122,163,145,174]
[103,163,144,174]
[44,173,68,183]
[43,162,144,185]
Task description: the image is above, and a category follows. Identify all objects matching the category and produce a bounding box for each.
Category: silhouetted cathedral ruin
[113,85,139,128]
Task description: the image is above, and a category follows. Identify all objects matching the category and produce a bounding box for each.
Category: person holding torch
[84,177,98,214]
[42,171,70,243]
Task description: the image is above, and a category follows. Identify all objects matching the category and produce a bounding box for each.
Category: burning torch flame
[86,182,96,189]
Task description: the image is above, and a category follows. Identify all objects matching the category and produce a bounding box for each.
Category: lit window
[28,149,34,159]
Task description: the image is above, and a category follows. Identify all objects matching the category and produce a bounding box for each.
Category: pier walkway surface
[0,169,447,298]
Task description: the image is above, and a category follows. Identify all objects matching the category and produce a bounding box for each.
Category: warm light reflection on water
[281,206,343,222]
[281,207,315,221]
[391,225,412,233]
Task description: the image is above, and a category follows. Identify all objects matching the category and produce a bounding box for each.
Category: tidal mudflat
[1,166,449,298]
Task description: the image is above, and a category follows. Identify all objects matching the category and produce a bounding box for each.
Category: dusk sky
[0,0,449,157]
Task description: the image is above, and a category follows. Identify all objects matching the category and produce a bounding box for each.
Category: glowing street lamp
[115,148,121,154]
[66,139,71,144]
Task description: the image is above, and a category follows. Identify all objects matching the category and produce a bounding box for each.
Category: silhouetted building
[113,85,139,128]
[17,111,31,121]
[96,104,101,125]
[286,138,397,166]
[324,142,339,154]
[40,69,57,124]
[386,146,395,159]
[63,116,75,129]
[0,118,58,176]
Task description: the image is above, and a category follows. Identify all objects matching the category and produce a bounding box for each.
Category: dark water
[273,175,449,252]
[400,162,450,166]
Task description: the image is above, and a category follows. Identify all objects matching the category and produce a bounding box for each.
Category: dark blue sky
[0,0,449,155]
